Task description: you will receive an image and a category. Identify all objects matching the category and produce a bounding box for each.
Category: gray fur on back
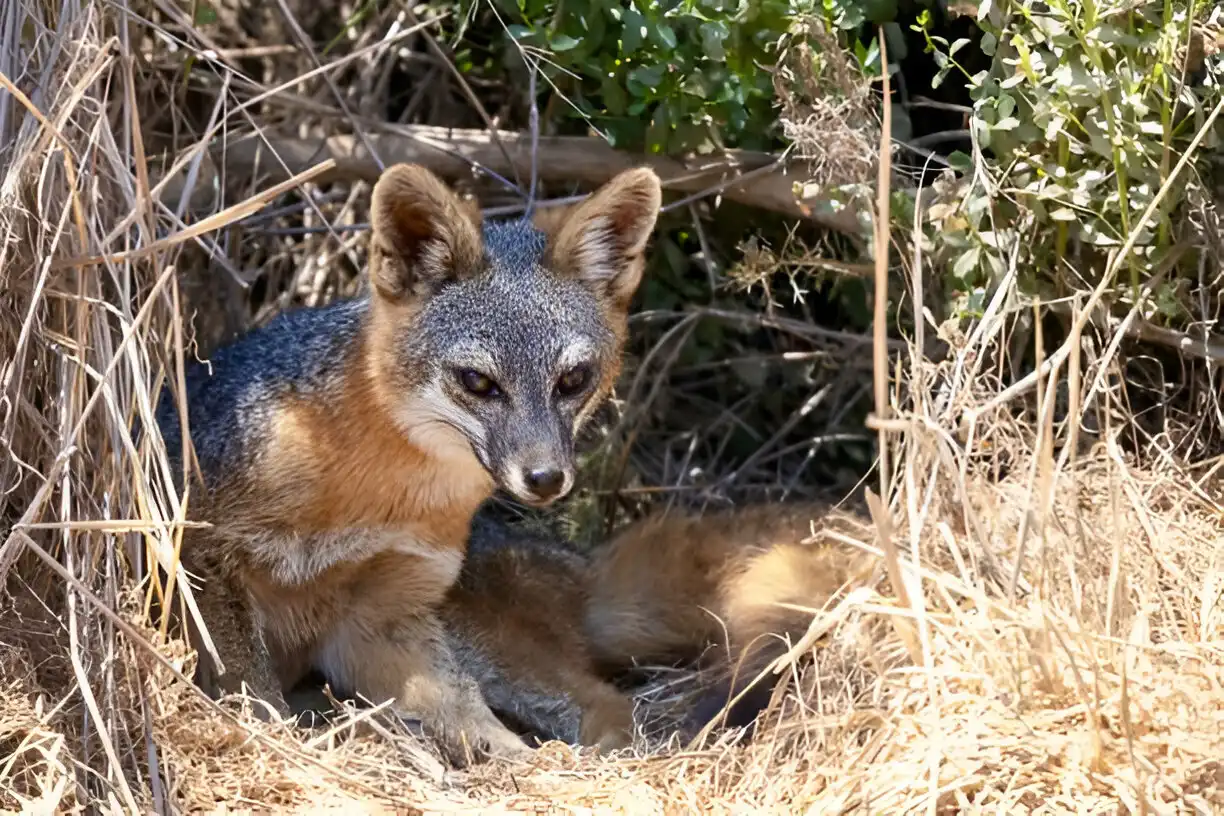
[154,297,367,492]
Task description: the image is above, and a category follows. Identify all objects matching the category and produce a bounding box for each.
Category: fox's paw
[432,708,535,767]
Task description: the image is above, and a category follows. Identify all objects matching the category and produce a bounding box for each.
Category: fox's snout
[491,436,576,505]
[502,461,573,505]
[522,466,568,502]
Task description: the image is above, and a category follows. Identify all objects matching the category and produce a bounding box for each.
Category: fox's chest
[249,531,465,653]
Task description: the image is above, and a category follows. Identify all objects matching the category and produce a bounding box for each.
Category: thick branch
[160,127,910,235]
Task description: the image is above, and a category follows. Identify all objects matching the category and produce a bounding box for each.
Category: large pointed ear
[368,164,484,302]
[543,167,662,310]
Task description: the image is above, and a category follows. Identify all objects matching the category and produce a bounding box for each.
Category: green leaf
[984,252,1006,286]
[860,36,881,74]
[699,21,729,61]
[966,287,986,315]
[996,94,1016,120]
[682,68,714,99]
[952,245,981,282]
[601,74,629,115]
[622,8,646,55]
[948,150,973,173]
[550,33,581,52]
[193,0,217,25]
[649,22,678,50]
[628,64,666,91]
[862,0,897,25]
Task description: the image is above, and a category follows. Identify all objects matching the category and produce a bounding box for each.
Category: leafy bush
[917,1,1223,324]
[462,0,810,153]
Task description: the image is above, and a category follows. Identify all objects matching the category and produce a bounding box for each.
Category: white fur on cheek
[501,467,532,501]
[394,381,488,469]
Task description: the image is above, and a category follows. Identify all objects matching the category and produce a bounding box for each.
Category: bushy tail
[582,502,876,741]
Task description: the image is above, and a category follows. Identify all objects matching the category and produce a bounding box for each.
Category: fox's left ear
[368,164,484,302]
[544,167,662,311]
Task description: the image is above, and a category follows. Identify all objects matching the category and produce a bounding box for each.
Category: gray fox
[434,501,879,751]
[153,162,662,764]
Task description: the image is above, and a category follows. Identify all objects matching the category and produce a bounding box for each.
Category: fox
[432,500,879,752]
[152,162,663,765]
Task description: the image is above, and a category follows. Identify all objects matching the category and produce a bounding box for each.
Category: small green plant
[472,0,913,156]
[918,1,1223,325]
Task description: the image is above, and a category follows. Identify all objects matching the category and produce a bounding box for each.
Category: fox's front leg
[314,551,530,765]
[320,609,530,764]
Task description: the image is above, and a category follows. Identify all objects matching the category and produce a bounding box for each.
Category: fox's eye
[458,369,501,398]
[555,365,592,398]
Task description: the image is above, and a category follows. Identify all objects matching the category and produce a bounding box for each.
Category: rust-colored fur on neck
[262,361,491,540]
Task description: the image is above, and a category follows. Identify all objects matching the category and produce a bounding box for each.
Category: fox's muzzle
[487,406,576,507]
[497,453,575,506]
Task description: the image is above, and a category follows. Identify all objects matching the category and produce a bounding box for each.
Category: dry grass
[2,1,1223,813]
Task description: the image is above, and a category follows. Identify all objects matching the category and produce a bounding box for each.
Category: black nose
[523,468,566,501]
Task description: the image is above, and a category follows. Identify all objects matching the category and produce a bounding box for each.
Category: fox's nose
[523,468,566,501]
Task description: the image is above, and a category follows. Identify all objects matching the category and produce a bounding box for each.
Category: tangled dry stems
[773,21,880,192]
[2,0,1223,813]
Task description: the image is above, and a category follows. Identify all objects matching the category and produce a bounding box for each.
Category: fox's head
[364,163,661,508]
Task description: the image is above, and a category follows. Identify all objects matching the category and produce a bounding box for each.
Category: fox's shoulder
[182,295,369,391]
[154,295,370,483]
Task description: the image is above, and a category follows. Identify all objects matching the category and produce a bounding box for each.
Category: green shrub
[464,0,807,154]
[917,1,1223,324]
[437,0,1222,347]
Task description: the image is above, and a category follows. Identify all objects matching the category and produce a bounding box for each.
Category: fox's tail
[582,502,876,741]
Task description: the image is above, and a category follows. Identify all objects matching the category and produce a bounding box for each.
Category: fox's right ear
[368,164,484,301]
[544,167,662,312]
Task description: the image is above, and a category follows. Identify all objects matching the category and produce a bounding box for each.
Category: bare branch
[158,128,931,235]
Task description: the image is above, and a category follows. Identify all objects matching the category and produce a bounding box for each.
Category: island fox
[436,501,879,751]
[153,162,662,764]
